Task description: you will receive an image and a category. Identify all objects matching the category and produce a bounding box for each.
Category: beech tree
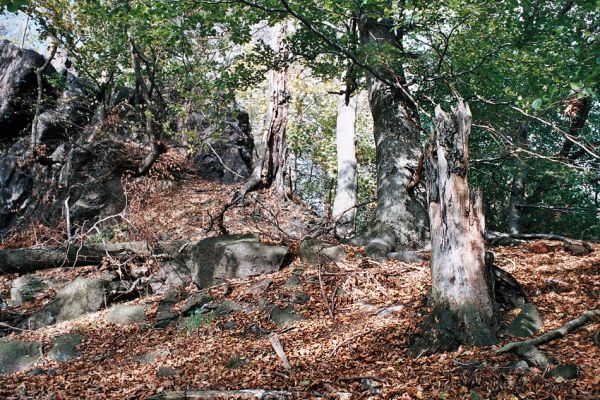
[332,95,358,239]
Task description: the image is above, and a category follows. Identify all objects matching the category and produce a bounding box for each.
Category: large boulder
[0,40,57,141]
[0,340,41,374]
[189,235,289,288]
[21,276,108,330]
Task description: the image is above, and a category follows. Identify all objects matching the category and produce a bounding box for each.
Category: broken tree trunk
[242,23,290,199]
[0,241,189,274]
[413,101,497,354]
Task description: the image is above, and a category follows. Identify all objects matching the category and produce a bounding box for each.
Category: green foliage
[186,310,215,336]
[1,0,29,13]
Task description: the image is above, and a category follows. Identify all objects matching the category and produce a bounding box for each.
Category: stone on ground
[505,303,542,337]
[189,235,289,288]
[107,304,148,325]
[298,238,346,265]
[48,333,84,362]
[21,276,108,330]
[0,340,41,375]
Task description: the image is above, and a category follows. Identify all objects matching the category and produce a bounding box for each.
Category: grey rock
[28,367,46,376]
[136,349,170,364]
[283,275,302,288]
[510,360,530,371]
[514,344,549,369]
[157,366,179,377]
[506,303,543,338]
[107,304,147,325]
[189,235,289,288]
[0,340,41,374]
[245,279,273,295]
[298,238,346,265]
[291,291,310,305]
[546,364,579,380]
[0,40,56,140]
[10,275,53,305]
[22,276,108,330]
[269,306,303,326]
[222,320,237,330]
[187,109,253,183]
[154,294,179,329]
[48,333,83,362]
[214,301,242,316]
[388,251,426,263]
[181,293,212,315]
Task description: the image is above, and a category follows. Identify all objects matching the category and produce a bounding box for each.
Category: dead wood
[497,309,600,354]
[0,241,190,274]
[268,332,293,371]
[486,231,592,255]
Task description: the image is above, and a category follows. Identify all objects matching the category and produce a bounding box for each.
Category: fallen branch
[268,333,293,371]
[497,309,600,354]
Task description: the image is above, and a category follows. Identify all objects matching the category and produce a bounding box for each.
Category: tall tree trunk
[242,23,290,198]
[414,102,497,354]
[507,124,528,235]
[332,95,358,239]
[359,20,429,258]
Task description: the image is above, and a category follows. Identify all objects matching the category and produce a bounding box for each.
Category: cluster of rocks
[0,40,254,239]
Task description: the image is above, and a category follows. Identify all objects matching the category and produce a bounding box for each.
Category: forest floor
[0,163,599,399]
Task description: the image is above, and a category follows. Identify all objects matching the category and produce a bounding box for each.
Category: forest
[0,0,598,398]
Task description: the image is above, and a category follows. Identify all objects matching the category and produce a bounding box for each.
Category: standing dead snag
[412,101,497,354]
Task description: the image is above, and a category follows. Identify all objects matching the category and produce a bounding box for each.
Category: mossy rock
[48,333,84,362]
[505,303,542,338]
[0,340,41,374]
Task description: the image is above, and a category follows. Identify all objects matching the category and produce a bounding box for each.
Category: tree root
[497,309,600,354]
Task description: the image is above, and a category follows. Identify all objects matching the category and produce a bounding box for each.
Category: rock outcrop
[20,276,109,329]
[189,234,289,288]
[187,109,254,183]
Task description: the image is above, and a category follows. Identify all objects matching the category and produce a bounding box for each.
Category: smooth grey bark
[416,102,497,353]
[332,95,358,239]
[507,125,528,235]
[359,19,429,257]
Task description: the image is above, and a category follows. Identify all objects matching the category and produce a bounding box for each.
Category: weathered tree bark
[0,241,189,274]
[507,124,528,235]
[242,23,290,199]
[359,19,429,258]
[413,102,497,354]
[332,95,358,239]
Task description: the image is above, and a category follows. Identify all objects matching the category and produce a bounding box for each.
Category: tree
[332,94,358,239]
[416,101,497,353]
[243,23,292,198]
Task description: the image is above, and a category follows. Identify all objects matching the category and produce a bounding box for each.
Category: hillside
[0,171,598,399]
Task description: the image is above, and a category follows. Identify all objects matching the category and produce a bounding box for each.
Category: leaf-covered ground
[0,171,598,399]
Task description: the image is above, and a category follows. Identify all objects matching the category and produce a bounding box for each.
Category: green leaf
[531,98,543,110]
